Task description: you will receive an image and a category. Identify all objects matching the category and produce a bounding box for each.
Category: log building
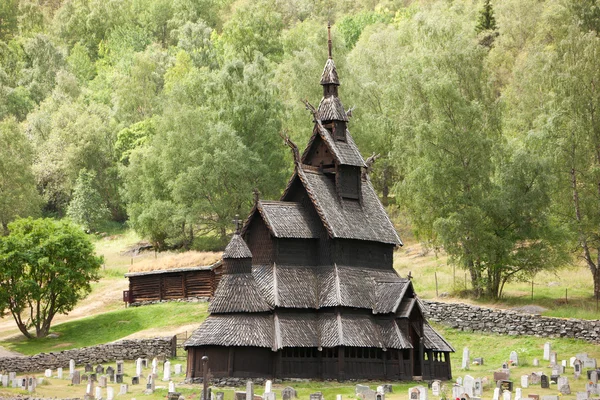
[184,27,453,381]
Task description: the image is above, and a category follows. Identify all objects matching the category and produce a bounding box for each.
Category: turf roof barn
[184,27,454,381]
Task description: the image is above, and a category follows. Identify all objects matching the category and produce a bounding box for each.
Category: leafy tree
[66,169,110,231]
[0,218,102,338]
[0,117,41,234]
[337,11,391,49]
[0,0,19,41]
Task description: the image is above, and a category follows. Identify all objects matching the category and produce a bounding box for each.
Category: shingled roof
[209,273,272,313]
[317,95,348,122]
[300,122,365,167]
[251,264,409,313]
[422,322,455,352]
[293,167,402,245]
[185,310,412,350]
[257,201,320,239]
[320,58,340,85]
[223,234,252,258]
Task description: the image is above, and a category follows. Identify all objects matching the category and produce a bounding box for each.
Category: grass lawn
[0,302,208,355]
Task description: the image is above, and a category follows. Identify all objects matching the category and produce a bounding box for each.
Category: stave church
[184,26,454,382]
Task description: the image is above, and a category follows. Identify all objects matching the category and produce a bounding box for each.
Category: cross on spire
[327,22,332,59]
[232,214,242,234]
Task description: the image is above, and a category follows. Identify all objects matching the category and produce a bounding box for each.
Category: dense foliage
[0,218,102,338]
[1,0,599,298]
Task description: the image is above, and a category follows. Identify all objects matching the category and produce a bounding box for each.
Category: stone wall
[424,300,600,343]
[0,337,176,373]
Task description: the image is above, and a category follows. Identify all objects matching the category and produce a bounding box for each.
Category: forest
[0,0,599,299]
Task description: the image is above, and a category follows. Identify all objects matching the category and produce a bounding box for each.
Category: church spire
[328,22,333,59]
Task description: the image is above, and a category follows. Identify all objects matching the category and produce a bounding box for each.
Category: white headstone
[152,358,158,375]
[562,360,567,367]
[169,381,176,393]
[457,377,463,385]
[533,358,539,367]
[45,369,52,378]
[265,380,272,394]
[107,386,114,400]
[521,375,528,388]
[474,378,483,397]
[463,375,475,397]
[592,371,598,384]
[86,382,93,395]
[584,358,597,369]
[136,358,143,377]
[509,351,519,366]
[246,380,254,400]
[69,359,75,375]
[515,388,522,400]
[493,388,500,400]
[503,389,511,400]
[550,351,558,365]
[543,342,551,361]
[57,367,63,379]
[432,381,441,397]
[119,384,128,395]
[336,396,342,400]
[163,361,171,381]
[462,348,470,369]
[174,364,183,375]
[96,386,103,400]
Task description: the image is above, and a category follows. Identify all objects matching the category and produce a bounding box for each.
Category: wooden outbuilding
[184,26,454,381]
[125,252,222,304]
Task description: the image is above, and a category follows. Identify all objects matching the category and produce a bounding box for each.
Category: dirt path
[0,346,22,357]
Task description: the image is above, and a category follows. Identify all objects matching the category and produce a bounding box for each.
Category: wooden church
[184,27,454,381]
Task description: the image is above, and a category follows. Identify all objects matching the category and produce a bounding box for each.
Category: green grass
[1,302,208,355]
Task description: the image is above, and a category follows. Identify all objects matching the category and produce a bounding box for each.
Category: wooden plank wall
[129,270,216,303]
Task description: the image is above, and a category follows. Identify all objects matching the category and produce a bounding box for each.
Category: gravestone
[152,358,158,375]
[72,371,81,385]
[106,386,114,400]
[502,390,511,400]
[570,357,577,367]
[457,377,463,385]
[310,393,323,400]
[432,381,441,396]
[529,394,540,400]
[550,352,558,366]
[529,373,541,385]
[95,386,102,400]
[142,358,149,368]
[576,392,589,400]
[169,381,176,393]
[588,370,598,383]
[521,375,528,388]
[282,387,297,400]
[510,352,519,366]
[9,372,16,381]
[235,392,246,400]
[86,379,94,396]
[136,358,143,377]
[497,380,513,392]
[116,360,124,375]
[541,374,549,389]
[175,364,183,375]
[57,367,63,379]
[409,387,421,400]
[493,388,500,400]
[99,375,107,388]
[85,363,93,373]
[382,384,393,394]
[265,393,276,400]
[70,360,76,376]
[146,374,155,394]
[119,384,128,395]
[264,380,272,394]
[90,373,97,382]
[558,377,570,394]
[201,388,212,400]
[356,385,371,396]
[359,389,376,400]
[586,382,599,395]
[543,343,551,361]
[562,360,567,368]
[96,364,104,374]
[474,357,484,365]
[584,359,597,369]
[452,384,465,400]
[515,388,522,400]
[36,377,43,385]
[216,392,225,400]
[541,396,559,400]
[1,375,8,387]
[462,347,470,370]
[246,380,254,400]
[164,361,171,381]
[116,374,123,383]
[551,366,561,378]
[132,376,139,385]
[45,369,52,378]
[464,375,475,397]
[474,378,483,397]
[573,360,582,378]
[533,358,539,367]
[494,371,510,382]
[106,366,115,382]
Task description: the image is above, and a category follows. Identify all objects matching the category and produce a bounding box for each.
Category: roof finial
[327,22,332,59]
[233,214,242,234]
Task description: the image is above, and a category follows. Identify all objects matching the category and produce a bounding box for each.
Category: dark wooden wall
[245,216,274,264]
[336,165,360,200]
[304,137,335,168]
[276,238,317,265]
[332,239,394,269]
[128,269,217,303]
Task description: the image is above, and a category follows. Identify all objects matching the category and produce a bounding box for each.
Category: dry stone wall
[424,300,600,343]
[0,337,175,373]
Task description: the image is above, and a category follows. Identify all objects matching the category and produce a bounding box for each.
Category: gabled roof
[257,201,320,239]
[422,322,455,352]
[185,310,413,350]
[301,122,365,167]
[320,58,340,85]
[223,234,252,258]
[317,96,348,122]
[209,273,272,313]
[295,167,402,245]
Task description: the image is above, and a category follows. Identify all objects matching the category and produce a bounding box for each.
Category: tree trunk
[11,311,33,339]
